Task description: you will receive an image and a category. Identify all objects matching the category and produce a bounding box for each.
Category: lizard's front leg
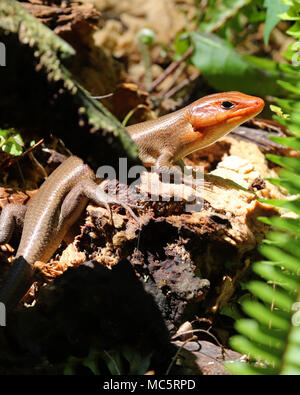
[154,152,209,190]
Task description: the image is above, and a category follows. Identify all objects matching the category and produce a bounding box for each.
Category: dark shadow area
[2,259,202,374]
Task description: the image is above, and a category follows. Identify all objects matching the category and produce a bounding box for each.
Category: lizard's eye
[221,101,236,110]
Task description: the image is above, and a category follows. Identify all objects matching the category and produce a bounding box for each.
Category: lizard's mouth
[226,115,243,124]
[226,108,262,125]
[226,100,264,125]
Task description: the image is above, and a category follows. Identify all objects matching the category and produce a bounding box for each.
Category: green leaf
[198,0,251,33]
[267,231,300,258]
[266,177,300,194]
[227,2,300,374]
[3,137,23,156]
[100,350,123,375]
[82,349,101,375]
[260,198,300,215]
[269,167,300,192]
[235,319,285,349]
[260,216,300,239]
[242,300,290,330]
[178,31,299,96]
[277,80,300,95]
[289,325,300,344]
[230,335,281,365]
[286,21,300,38]
[280,7,300,22]
[12,133,24,146]
[247,281,294,311]
[253,261,299,292]
[225,361,277,375]
[269,136,300,151]
[280,168,300,187]
[275,98,300,113]
[259,244,300,274]
[280,364,300,375]
[0,128,10,140]
[122,346,152,375]
[0,129,24,156]
[270,105,290,119]
[283,343,300,366]
[266,154,300,172]
[263,0,290,44]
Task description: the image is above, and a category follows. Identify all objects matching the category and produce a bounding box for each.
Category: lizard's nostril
[256,98,265,109]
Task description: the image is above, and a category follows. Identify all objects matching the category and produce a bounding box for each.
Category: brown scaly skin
[128,91,264,169]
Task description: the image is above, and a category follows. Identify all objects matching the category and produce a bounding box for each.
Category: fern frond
[227,209,300,374]
[227,0,300,374]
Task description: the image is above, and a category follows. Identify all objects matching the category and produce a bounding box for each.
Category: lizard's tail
[0,256,34,312]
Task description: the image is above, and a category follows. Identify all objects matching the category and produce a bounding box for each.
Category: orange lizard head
[185,91,264,150]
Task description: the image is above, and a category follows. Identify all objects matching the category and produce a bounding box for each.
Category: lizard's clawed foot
[95,188,142,227]
[180,176,211,191]
[183,172,249,192]
[203,173,252,192]
[111,198,141,227]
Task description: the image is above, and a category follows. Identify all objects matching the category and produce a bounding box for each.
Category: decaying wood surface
[1,131,286,374]
[26,135,283,326]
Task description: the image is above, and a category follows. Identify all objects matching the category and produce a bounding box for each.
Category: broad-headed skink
[128,91,264,172]
[0,91,264,311]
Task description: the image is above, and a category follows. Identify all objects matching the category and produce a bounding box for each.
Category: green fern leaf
[228,0,300,375]
[269,136,300,150]
[198,0,251,33]
[247,281,294,311]
[225,361,277,375]
[253,261,299,292]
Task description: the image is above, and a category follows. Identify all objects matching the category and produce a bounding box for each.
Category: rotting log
[26,137,284,332]
[3,136,285,375]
